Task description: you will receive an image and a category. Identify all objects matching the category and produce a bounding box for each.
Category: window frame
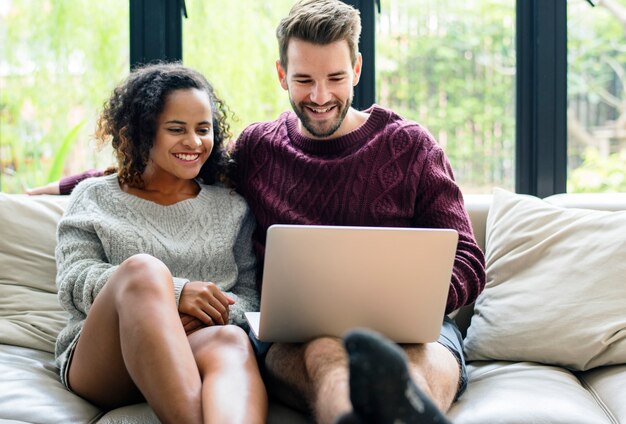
[515,0,567,197]
[129,0,185,68]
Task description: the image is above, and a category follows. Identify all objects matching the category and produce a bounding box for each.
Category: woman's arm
[222,208,259,329]
[55,183,117,317]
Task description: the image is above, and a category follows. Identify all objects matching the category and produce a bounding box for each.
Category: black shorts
[437,315,468,400]
[248,315,468,400]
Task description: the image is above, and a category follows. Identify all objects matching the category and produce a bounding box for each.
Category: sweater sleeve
[414,146,486,314]
[172,277,190,307]
[59,169,105,195]
[55,182,118,318]
[222,207,259,330]
[226,129,251,198]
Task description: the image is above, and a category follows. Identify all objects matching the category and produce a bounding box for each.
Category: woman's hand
[179,313,205,335]
[179,281,235,326]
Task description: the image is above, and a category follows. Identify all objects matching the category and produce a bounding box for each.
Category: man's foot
[343,329,452,424]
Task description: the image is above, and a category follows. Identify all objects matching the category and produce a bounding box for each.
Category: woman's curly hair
[96,62,232,187]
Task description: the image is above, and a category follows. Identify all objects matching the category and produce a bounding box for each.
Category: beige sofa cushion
[448,361,615,424]
[0,194,69,353]
[0,344,102,423]
[579,365,626,421]
[464,188,626,370]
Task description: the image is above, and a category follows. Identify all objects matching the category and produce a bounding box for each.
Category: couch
[1,189,625,423]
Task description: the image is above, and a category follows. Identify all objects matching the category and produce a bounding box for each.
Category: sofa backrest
[463,194,492,252]
[464,193,626,244]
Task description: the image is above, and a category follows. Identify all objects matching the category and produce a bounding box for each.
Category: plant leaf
[46,120,87,183]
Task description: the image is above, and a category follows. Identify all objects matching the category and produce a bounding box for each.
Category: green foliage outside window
[0,0,128,193]
[568,0,626,192]
[376,0,516,193]
[182,0,293,138]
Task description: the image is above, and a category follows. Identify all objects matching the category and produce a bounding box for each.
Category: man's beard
[290,96,352,138]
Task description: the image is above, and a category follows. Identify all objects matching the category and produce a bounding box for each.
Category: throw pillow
[0,193,70,353]
[464,188,626,370]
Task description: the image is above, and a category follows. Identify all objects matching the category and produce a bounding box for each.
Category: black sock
[343,328,453,424]
[334,411,362,424]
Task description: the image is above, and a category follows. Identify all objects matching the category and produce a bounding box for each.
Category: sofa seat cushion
[579,365,626,423]
[448,361,616,424]
[0,340,312,424]
[96,400,312,424]
[97,404,159,424]
[0,344,101,423]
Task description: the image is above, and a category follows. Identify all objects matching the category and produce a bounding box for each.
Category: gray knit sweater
[54,174,258,380]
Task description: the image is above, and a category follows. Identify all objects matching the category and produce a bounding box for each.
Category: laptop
[245,224,458,343]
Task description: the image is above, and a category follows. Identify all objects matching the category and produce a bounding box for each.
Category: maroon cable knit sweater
[60,105,485,313]
[229,105,485,313]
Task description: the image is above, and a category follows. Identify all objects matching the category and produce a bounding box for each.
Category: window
[0,0,129,193]
[376,0,516,194]
[4,1,624,195]
[567,0,626,192]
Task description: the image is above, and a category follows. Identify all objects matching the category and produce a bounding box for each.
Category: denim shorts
[249,315,468,400]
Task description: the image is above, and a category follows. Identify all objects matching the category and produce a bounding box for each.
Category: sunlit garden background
[1,0,624,194]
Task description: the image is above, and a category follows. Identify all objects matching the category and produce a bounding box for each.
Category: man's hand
[25,181,60,195]
[179,281,235,326]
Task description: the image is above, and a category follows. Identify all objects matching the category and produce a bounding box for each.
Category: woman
[55,63,267,424]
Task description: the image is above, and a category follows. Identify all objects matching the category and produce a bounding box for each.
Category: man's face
[277,39,362,140]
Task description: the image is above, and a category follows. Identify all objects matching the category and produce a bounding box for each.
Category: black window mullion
[516,0,567,197]
[129,0,185,69]
[342,0,376,110]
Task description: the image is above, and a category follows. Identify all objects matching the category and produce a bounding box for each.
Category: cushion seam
[578,373,618,424]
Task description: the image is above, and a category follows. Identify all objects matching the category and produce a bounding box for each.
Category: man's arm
[414,146,486,313]
[26,169,104,195]
[26,181,60,195]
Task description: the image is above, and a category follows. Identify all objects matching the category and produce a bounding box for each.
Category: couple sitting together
[34,0,485,423]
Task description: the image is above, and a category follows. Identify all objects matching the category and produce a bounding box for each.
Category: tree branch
[567,108,597,148]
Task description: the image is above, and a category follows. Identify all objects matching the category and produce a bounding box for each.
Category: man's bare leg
[265,333,460,424]
[265,338,351,424]
[405,341,460,412]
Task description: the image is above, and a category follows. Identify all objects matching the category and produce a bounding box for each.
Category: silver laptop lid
[253,225,458,343]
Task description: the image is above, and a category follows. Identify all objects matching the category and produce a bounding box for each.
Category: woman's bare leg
[67,254,203,424]
[189,325,268,424]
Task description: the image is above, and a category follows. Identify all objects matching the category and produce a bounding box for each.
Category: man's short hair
[276,0,361,70]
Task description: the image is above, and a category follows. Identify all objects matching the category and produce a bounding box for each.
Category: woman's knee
[190,325,254,364]
[110,254,173,298]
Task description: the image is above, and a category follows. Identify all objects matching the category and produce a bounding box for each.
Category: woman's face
[147,88,214,183]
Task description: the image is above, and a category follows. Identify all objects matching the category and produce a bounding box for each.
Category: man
[30,1,485,422]
[229,2,484,423]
